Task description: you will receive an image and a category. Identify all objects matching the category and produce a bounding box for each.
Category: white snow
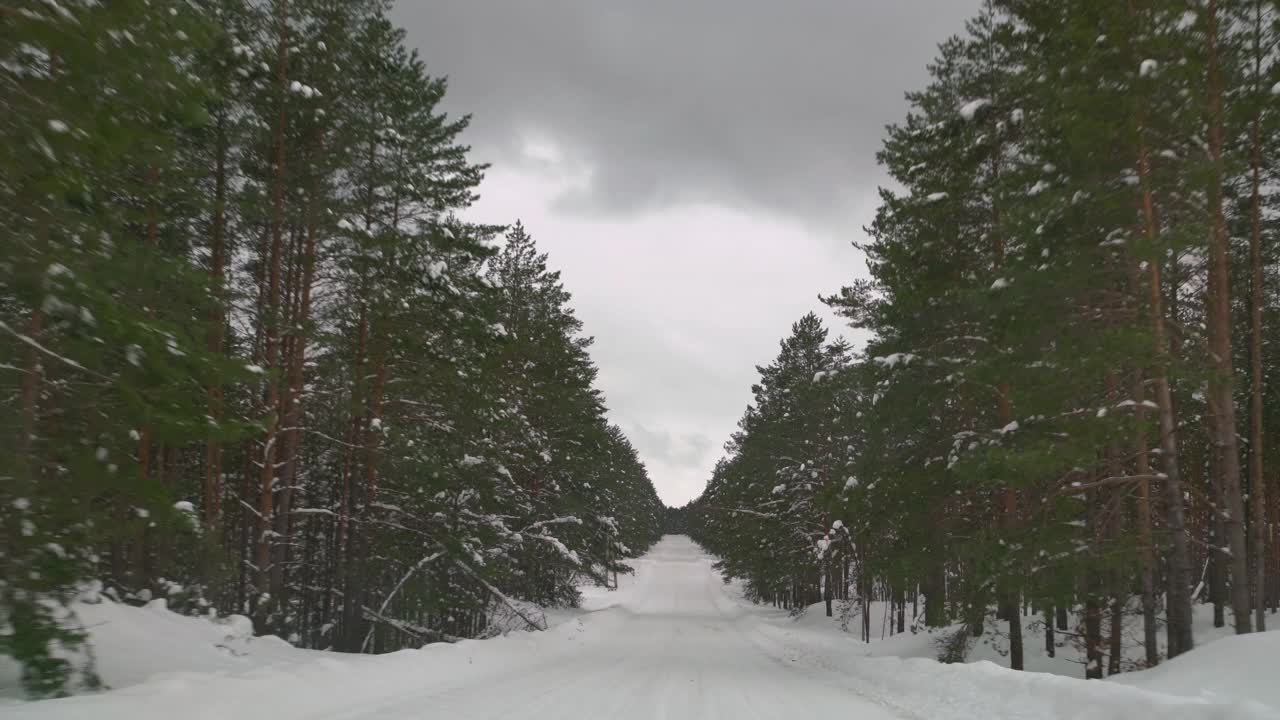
[959,98,990,121]
[873,353,917,368]
[1111,630,1280,710]
[4,538,1273,719]
[1140,59,1159,78]
[990,278,1010,290]
[44,263,73,279]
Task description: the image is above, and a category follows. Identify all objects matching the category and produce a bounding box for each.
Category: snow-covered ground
[786,584,1269,681]
[5,536,1275,719]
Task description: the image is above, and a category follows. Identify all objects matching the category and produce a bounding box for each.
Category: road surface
[372,535,900,719]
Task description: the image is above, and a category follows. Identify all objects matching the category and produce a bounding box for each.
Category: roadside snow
[5,538,1274,720]
[767,595,1279,717]
[1111,630,1280,710]
[0,599,301,703]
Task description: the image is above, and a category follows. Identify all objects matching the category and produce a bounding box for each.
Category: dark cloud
[394,1,981,224]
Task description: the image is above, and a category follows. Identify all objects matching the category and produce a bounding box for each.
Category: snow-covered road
[11,536,1274,720]
[387,536,900,720]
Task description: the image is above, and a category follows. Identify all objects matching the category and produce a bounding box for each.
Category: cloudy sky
[392,1,980,506]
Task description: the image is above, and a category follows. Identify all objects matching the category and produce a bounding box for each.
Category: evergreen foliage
[690,0,1280,678]
[1,0,661,696]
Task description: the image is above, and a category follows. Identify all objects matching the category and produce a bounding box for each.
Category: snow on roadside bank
[0,595,631,720]
[0,565,644,717]
[1110,630,1280,710]
[0,599,305,702]
[4,542,1276,720]
[781,596,1270,675]
[724,590,1280,718]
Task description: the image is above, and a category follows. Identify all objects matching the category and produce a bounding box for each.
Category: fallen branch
[1056,474,1165,496]
[361,548,447,652]
[454,559,547,632]
[360,606,462,645]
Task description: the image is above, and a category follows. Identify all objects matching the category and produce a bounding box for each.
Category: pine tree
[1,0,665,694]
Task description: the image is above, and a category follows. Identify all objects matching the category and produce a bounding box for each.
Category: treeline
[688,0,1279,678]
[664,505,690,535]
[1,0,662,696]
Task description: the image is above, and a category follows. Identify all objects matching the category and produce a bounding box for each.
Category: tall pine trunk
[204,108,229,534]
[1136,115,1195,658]
[1132,370,1160,666]
[255,0,291,610]
[271,132,324,604]
[1204,0,1252,634]
[1246,1,1268,633]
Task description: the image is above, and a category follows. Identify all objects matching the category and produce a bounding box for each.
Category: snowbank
[1,597,625,720]
[1112,630,1280,710]
[1,568,640,717]
[0,598,307,702]
[5,542,1276,720]
[748,595,1280,717]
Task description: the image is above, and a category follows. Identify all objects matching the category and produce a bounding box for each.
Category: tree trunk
[990,117,1021,668]
[203,105,229,534]
[271,139,323,604]
[1209,423,1227,628]
[1204,0,1252,635]
[1084,593,1103,680]
[1135,119,1195,659]
[1044,607,1055,658]
[1001,594,1023,671]
[1246,3,1267,633]
[824,562,833,617]
[255,0,291,610]
[1108,595,1123,676]
[924,555,948,627]
[1132,370,1160,667]
[998,387,1022,670]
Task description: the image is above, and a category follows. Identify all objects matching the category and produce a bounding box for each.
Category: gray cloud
[394,1,981,225]
[621,422,714,469]
[391,1,981,505]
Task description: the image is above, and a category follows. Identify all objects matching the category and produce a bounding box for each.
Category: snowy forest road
[15,536,1268,720]
[366,535,902,720]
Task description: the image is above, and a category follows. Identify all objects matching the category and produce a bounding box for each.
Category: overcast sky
[393,1,981,507]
